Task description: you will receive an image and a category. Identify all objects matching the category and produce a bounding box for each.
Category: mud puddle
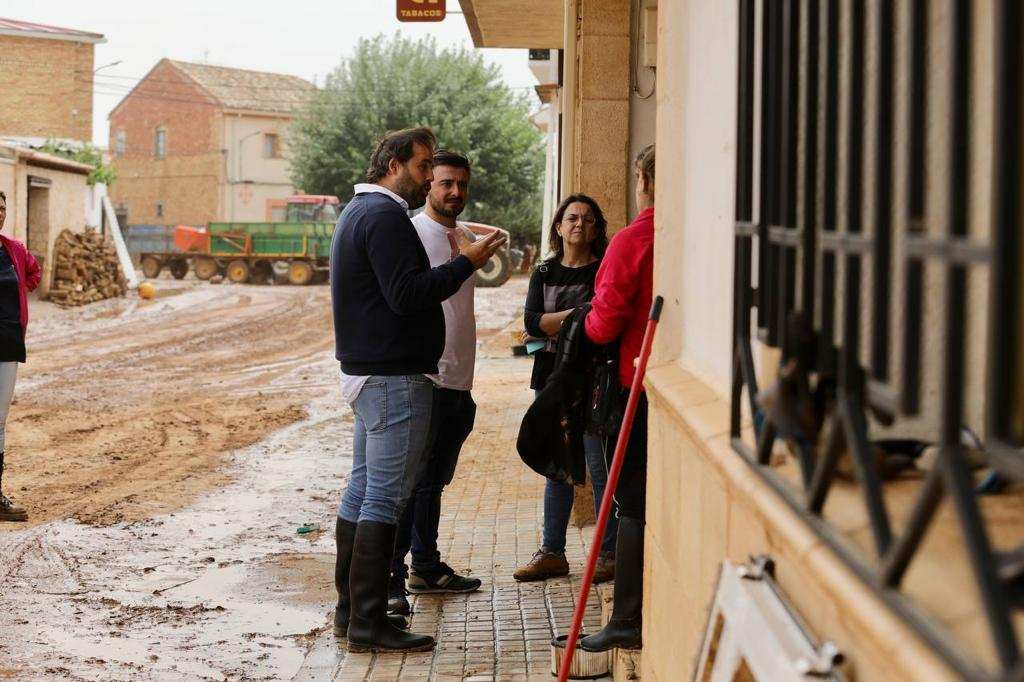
[0,385,351,681]
[0,276,530,680]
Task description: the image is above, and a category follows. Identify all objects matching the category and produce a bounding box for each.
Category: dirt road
[0,276,529,680]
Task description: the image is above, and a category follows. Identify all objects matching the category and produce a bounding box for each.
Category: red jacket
[0,234,42,335]
[585,207,654,388]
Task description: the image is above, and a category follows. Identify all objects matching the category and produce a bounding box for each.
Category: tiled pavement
[330,357,608,681]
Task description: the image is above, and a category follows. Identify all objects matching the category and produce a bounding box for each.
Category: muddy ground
[0,275,528,680]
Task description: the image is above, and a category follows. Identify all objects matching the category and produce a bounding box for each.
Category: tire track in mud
[3,284,335,527]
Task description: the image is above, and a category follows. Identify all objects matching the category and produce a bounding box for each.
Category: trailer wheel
[194,257,219,280]
[226,260,251,284]
[475,249,511,288]
[169,260,189,280]
[141,256,162,279]
[288,261,314,286]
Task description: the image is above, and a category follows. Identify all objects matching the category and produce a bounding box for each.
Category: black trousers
[603,393,648,520]
[392,387,476,577]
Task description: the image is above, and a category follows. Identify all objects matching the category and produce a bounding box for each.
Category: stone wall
[562,0,632,231]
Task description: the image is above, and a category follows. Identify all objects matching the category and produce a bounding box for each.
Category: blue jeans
[392,388,477,578]
[543,433,618,554]
[338,375,434,525]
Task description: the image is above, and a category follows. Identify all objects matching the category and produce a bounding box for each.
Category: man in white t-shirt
[388,151,491,614]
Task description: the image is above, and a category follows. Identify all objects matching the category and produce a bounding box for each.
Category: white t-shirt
[412,212,477,391]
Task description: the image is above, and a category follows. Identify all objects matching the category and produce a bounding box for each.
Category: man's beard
[428,195,464,219]
[395,171,429,210]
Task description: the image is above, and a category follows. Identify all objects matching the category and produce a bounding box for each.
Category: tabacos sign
[397,0,446,22]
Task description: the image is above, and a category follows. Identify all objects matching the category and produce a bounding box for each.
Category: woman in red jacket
[579,145,655,653]
[0,189,41,522]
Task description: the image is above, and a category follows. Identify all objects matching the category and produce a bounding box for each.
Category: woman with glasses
[514,194,619,583]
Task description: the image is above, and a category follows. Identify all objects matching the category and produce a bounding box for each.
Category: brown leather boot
[591,551,615,584]
[513,547,569,582]
[0,453,26,522]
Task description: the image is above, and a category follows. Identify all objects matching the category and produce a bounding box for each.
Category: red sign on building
[397,0,446,22]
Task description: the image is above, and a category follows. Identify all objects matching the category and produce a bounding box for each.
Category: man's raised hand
[460,230,507,269]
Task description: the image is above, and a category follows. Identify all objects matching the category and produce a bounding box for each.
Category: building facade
[0,143,93,296]
[108,59,315,227]
[459,1,1024,680]
[0,17,105,142]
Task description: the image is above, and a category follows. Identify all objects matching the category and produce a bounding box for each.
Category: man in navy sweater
[330,127,504,653]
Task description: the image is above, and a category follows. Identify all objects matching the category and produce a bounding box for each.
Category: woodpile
[48,229,127,307]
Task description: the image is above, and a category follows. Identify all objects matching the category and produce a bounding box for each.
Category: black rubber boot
[580,516,643,651]
[347,520,434,653]
[0,452,27,523]
[334,517,406,636]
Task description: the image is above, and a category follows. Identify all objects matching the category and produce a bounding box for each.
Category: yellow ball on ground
[138,282,156,300]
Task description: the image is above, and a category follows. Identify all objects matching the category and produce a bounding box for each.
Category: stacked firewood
[48,229,127,307]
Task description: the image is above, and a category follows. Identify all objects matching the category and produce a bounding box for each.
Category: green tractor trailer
[131,194,513,287]
[134,195,340,285]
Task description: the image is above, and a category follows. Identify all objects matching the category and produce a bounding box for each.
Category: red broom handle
[558,295,664,682]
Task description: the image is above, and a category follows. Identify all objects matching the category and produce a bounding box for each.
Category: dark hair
[365,127,437,183]
[546,193,608,262]
[433,149,471,173]
[0,190,5,204]
[636,144,655,186]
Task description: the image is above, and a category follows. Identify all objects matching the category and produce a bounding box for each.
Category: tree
[39,140,117,186]
[289,34,545,240]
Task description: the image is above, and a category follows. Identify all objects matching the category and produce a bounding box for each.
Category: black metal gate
[729,1,1022,679]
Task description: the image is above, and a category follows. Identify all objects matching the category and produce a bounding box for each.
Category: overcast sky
[13,1,537,147]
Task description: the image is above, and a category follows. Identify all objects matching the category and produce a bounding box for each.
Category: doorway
[26,175,51,266]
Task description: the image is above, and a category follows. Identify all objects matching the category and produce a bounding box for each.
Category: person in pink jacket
[0,189,41,522]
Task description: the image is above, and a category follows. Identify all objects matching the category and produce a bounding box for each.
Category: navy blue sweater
[330,191,475,375]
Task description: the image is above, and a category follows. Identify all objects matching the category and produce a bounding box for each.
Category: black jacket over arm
[330,192,475,376]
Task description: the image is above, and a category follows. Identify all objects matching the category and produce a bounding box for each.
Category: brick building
[108,59,316,227]
[0,17,105,142]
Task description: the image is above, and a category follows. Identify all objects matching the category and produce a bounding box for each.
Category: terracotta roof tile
[169,60,316,114]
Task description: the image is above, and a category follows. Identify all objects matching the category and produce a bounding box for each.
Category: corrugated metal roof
[0,17,105,43]
[168,60,316,115]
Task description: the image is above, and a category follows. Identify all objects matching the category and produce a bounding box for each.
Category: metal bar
[797,0,818,317]
[736,220,758,237]
[987,0,1022,444]
[740,337,761,440]
[819,233,875,253]
[839,392,892,556]
[944,445,1020,671]
[870,0,895,382]
[839,0,866,390]
[942,1,1019,669]
[816,0,840,363]
[756,418,776,466]
[880,465,944,587]
[757,0,780,336]
[901,0,928,415]
[807,413,842,514]
[731,437,991,681]
[903,235,992,263]
[768,225,803,246]
[774,0,800,351]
